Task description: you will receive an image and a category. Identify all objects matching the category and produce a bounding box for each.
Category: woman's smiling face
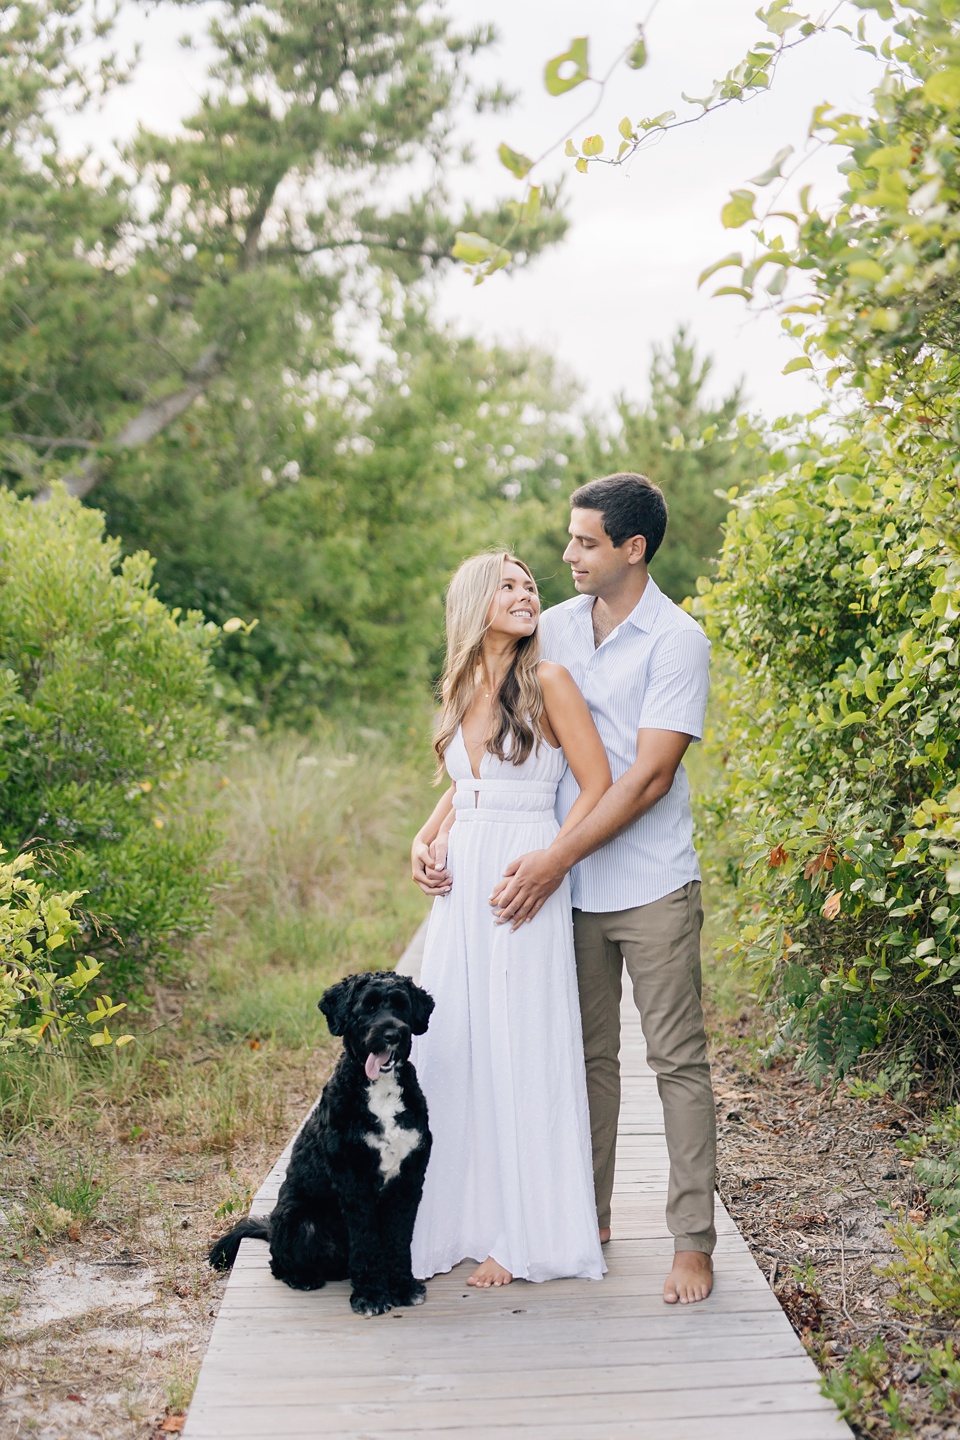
[485,559,540,639]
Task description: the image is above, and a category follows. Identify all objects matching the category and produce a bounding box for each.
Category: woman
[409,551,611,1288]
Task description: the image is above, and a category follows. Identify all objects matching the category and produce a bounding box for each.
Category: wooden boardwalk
[186,926,851,1440]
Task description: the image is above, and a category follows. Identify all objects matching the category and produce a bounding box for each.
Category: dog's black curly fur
[208,970,434,1317]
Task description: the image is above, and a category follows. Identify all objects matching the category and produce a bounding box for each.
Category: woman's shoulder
[537,659,574,690]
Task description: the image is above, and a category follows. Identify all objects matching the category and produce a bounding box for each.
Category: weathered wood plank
[185,1380,844,1433]
[185,1408,848,1440]
[191,1355,817,1405]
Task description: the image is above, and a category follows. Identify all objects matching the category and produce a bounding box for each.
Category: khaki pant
[573,882,717,1254]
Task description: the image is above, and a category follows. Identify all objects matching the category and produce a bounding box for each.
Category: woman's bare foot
[467,1258,513,1288]
[663,1251,713,1305]
[599,1227,611,1245]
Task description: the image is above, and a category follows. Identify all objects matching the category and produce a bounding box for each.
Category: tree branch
[34,343,225,503]
[265,236,448,264]
[10,434,97,451]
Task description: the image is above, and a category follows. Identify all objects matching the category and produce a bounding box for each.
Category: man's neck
[589,568,650,644]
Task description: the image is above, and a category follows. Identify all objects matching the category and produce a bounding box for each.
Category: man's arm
[489,729,692,928]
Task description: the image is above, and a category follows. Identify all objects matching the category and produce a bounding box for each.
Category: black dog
[208,970,434,1316]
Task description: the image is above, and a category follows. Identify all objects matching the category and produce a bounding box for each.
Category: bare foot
[467,1258,513,1288]
[663,1251,713,1305]
[599,1227,611,1245]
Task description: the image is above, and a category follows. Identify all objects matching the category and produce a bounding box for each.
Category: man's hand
[489,849,566,930]
[411,837,451,896]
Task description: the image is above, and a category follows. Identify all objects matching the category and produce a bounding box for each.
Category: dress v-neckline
[458,724,485,783]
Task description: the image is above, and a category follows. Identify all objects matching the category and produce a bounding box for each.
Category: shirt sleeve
[636,628,711,740]
[537,607,563,664]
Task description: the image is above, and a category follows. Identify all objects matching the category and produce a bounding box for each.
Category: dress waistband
[453,778,557,816]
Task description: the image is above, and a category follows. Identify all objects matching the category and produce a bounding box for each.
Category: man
[490,472,716,1305]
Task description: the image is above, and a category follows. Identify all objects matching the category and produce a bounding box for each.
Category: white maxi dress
[410,727,605,1284]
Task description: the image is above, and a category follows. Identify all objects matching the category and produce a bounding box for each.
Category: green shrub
[697,438,960,1079]
[0,847,130,1047]
[0,488,222,995]
[693,2,960,1083]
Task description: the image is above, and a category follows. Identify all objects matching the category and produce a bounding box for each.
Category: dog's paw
[272,1265,324,1291]
[392,1281,427,1307]
[350,1290,392,1317]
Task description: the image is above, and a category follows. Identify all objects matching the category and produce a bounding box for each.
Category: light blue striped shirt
[539,578,710,912]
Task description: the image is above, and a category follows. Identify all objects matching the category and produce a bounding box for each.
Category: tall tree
[601,330,772,603]
[1,0,564,501]
[521,331,776,611]
[97,308,585,721]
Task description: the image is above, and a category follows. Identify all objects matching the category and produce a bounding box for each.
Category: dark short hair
[569,472,667,561]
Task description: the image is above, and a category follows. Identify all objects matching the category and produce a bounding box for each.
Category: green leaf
[582,134,604,157]
[642,111,676,130]
[618,117,634,140]
[575,157,588,175]
[849,0,894,16]
[782,356,813,374]
[923,68,960,108]
[520,186,541,224]
[452,232,499,265]
[864,144,913,169]
[749,145,794,187]
[544,38,589,96]
[498,144,533,180]
[627,37,647,70]
[698,253,743,287]
[763,7,806,38]
[721,190,756,229]
[847,258,885,282]
[564,138,578,157]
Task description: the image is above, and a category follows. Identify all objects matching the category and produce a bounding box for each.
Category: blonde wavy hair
[434,551,546,777]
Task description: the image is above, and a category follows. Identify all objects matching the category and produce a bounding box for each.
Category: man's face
[563,508,642,596]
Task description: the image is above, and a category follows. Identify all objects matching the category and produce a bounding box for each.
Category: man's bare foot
[467,1258,513,1288]
[599,1227,611,1245]
[663,1251,713,1305]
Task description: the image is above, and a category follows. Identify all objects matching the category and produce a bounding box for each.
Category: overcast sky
[65,0,888,421]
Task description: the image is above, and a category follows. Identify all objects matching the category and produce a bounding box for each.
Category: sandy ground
[0,1156,243,1440]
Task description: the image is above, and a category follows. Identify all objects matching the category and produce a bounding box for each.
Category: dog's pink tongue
[365,1051,389,1081]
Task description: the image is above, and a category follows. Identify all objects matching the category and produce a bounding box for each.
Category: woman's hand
[411,787,456,896]
[412,834,451,895]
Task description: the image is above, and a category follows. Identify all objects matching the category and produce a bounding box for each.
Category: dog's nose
[381,1025,403,1046]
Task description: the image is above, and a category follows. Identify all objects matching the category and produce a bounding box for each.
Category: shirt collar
[626,575,663,633]
[570,576,663,636]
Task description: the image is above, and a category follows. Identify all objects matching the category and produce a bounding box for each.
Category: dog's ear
[408,981,435,1036]
[319,974,366,1037]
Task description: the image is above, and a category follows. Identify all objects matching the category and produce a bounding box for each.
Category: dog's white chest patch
[365,1072,420,1183]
